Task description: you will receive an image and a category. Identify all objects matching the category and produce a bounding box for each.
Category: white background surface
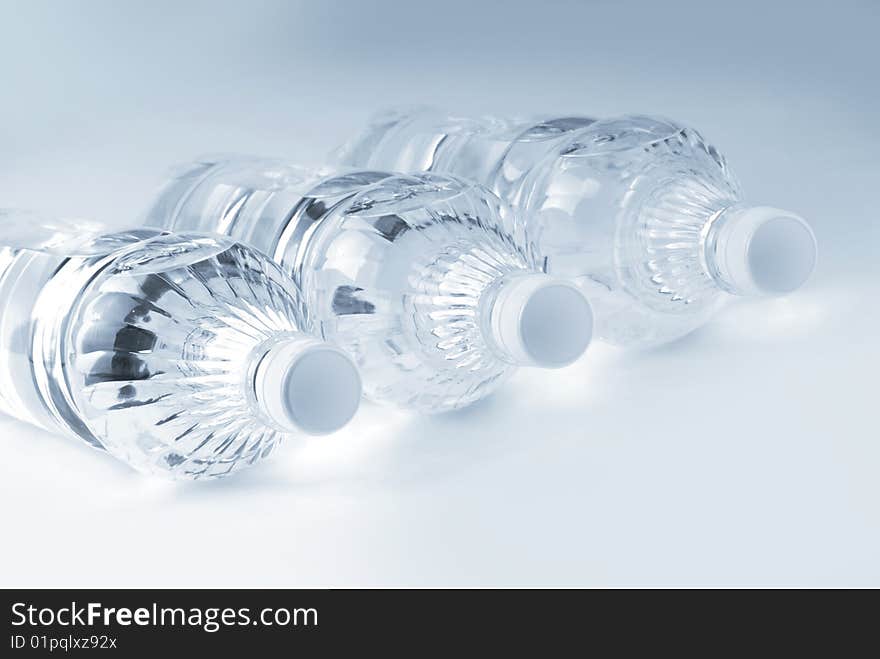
[1,0,878,586]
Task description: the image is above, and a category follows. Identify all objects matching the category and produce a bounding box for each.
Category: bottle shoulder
[32,234,310,478]
[517,116,743,345]
[297,172,541,412]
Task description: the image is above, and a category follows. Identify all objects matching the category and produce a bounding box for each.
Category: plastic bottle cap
[716,206,817,296]
[747,215,817,294]
[254,337,362,435]
[490,273,593,368]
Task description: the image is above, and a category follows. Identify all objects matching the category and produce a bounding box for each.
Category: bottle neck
[702,204,817,297]
[480,273,593,369]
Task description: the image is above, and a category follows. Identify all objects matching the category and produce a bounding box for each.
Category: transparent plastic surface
[146,157,593,413]
[338,108,817,347]
[0,212,361,479]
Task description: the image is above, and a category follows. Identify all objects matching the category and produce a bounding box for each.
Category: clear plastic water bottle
[146,157,594,413]
[0,211,362,479]
[338,109,818,347]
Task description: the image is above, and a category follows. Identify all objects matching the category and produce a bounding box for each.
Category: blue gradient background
[1,0,877,586]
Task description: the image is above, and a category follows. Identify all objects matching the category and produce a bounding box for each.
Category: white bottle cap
[253,336,362,435]
[712,206,817,296]
[489,273,593,368]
